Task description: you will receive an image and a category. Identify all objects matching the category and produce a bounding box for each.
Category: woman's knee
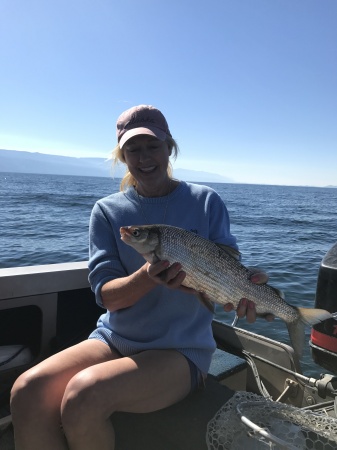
[11,367,48,417]
[61,371,106,431]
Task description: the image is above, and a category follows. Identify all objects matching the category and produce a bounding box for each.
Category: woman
[10,105,269,450]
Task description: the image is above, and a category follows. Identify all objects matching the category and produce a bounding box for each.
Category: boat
[1,243,337,449]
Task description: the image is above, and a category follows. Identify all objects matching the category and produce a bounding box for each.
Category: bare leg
[61,349,191,450]
[10,339,120,450]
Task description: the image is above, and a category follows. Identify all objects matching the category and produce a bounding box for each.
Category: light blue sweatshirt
[88,181,237,374]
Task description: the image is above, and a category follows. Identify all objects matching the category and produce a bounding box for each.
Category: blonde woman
[10,105,268,450]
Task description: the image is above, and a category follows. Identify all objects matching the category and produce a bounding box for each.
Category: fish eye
[132,229,141,237]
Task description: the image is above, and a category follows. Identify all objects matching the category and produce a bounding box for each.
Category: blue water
[1,172,336,377]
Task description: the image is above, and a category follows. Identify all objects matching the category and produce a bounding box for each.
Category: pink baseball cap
[116,105,171,149]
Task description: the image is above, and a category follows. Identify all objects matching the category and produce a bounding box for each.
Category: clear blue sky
[1,0,336,186]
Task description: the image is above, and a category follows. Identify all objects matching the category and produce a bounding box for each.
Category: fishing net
[206,391,337,450]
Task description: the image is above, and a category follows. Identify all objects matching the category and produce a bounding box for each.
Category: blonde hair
[112,136,179,191]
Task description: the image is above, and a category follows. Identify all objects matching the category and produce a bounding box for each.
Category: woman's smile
[139,166,157,173]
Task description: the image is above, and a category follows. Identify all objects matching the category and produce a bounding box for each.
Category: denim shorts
[89,334,205,393]
[185,356,206,393]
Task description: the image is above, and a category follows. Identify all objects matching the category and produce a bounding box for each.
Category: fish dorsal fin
[216,243,241,261]
[270,285,285,299]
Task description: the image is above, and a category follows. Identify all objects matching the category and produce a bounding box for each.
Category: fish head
[120,225,160,256]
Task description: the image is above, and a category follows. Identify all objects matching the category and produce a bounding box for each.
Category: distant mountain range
[0,149,234,183]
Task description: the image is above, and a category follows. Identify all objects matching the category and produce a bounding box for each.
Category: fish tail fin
[297,307,332,326]
[287,307,332,358]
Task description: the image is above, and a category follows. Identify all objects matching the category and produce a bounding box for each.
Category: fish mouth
[120,226,131,241]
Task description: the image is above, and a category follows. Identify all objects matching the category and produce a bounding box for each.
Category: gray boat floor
[0,377,233,449]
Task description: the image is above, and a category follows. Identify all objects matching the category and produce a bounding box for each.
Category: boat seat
[0,347,245,450]
[0,346,33,372]
[208,347,247,381]
[112,376,234,450]
[112,348,245,450]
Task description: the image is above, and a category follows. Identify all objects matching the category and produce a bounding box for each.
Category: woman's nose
[138,148,151,162]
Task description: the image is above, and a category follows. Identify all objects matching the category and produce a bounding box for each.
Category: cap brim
[119,127,167,148]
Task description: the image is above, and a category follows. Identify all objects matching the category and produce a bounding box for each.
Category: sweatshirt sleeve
[88,201,127,308]
[207,191,238,251]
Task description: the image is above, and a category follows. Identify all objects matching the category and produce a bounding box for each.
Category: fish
[120,224,337,358]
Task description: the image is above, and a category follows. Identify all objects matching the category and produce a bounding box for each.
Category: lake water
[1,172,336,377]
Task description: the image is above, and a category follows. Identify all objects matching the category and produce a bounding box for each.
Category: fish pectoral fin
[142,252,160,264]
[216,243,241,261]
[196,292,215,313]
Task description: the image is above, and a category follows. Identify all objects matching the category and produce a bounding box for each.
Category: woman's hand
[146,260,199,295]
[223,268,275,323]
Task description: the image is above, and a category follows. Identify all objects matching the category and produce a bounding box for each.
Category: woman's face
[122,135,171,196]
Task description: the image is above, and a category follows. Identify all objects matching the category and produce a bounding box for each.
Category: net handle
[236,402,298,450]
